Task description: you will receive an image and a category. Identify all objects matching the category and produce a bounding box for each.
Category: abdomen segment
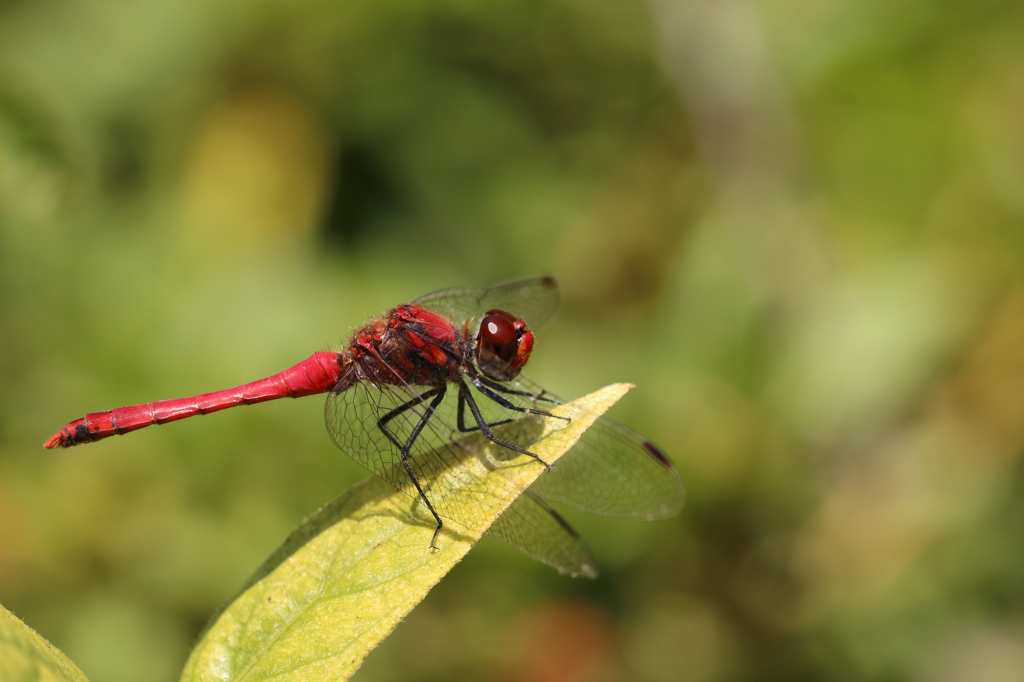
[44,351,344,448]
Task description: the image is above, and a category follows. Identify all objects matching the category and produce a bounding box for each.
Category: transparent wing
[324,369,594,573]
[490,492,598,578]
[413,276,560,332]
[324,375,548,491]
[325,378,455,486]
[480,374,686,520]
[325,377,498,530]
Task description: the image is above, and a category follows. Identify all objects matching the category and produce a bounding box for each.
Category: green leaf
[180,383,632,682]
[0,604,89,682]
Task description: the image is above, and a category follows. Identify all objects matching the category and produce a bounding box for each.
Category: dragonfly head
[474,309,534,382]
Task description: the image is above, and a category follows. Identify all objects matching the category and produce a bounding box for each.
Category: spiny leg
[396,385,448,549]
[470,375,569,424]
[476,375,560,406]
[459,381,552,468]
[456,388,514,433]
[376,386,443,451]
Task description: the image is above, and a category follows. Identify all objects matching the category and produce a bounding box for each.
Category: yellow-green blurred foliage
[2,0,1024,680]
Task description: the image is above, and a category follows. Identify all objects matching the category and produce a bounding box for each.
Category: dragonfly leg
[377,386,443,451]
[470,375,570,424]
[459,382,552,468]
[476,375,560,405]
[395,385,448,549]
[456,388,514,433]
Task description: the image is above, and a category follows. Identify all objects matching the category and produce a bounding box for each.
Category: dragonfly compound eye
[481,312,517,345]
[476,310,533,381]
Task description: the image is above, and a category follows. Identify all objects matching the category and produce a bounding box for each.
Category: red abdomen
[44,352,345,448]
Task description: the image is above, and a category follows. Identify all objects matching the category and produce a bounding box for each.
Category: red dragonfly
[45,277,683,577]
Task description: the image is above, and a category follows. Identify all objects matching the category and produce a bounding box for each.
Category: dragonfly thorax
[345,304,466,387]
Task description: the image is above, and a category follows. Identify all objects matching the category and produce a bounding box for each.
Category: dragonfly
[44,277,683,577]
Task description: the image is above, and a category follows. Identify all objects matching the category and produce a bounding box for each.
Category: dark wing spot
[643,441,673,469]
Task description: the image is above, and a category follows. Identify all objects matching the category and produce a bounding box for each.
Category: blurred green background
[3,0,1024,680]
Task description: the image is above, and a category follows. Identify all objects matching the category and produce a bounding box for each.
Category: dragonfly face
[473,309,534,382]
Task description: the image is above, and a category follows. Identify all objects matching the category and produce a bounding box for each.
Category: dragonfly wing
[498,375,685,519]
[324,371,555,535]
[489,491,598,578]
[531,416,684,519]
[325,378,460,502]
[413,276,560,332]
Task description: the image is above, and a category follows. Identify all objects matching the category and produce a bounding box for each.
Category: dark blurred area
[2,0,1024,680]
